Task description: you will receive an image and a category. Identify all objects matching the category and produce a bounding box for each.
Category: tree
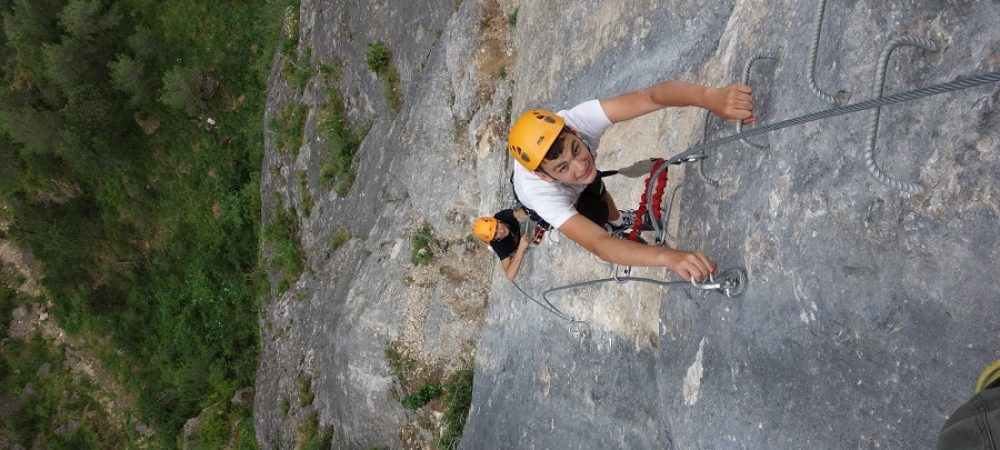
[126,26,160,62]
[2,0,65,89]
[58,0,121,41]
[109,53,152,107]
[0,104,63,155]
[159,65,204,115]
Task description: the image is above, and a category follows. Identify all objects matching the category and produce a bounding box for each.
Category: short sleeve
[557,99,612,147]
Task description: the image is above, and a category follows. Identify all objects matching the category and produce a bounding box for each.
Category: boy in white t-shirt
[508,80,755,281]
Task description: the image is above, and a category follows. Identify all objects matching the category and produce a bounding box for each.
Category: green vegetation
[298,171,313,217]
[439,367,475,449]
[410,222,437,266]
[504,95,513,125]
[320,59,343,81]
[280,0,311,93]
[330,228,352,252]
[0,284,21,334]
[402,383,443,410]
[318,86,365,195]
[160,65,206,114]
[285,47,314,93]
[384,338,475,447]
[385,341,419,385]
[186,401,256,450]
[365,42,392,74]
[0,329,131,448]
[0,0,298,446]
[280,398,291,416]
[263,207,306,292]
[365,41,404,112]
[297,375,315,407]
[271,102,309,156]
[386,342,441,409]
[507,8,519,27]
[296,411,332,450]
[380,186,409,203]
[335,171,356,197]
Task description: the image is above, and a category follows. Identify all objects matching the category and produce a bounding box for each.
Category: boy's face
[493,222,510,240]
[536,132,597,185]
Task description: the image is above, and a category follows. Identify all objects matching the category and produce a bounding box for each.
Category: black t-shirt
[489,209,520,260]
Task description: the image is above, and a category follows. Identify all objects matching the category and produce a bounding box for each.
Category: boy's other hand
[705,84,756,124]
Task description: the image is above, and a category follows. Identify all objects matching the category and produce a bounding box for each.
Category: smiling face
[536,130,597,185]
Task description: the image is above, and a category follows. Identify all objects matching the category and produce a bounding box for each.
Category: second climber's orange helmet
[508,109,565,171]
[473,216,498,242]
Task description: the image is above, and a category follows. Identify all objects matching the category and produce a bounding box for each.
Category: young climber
[473,208,532,281]
[508,80,755,281]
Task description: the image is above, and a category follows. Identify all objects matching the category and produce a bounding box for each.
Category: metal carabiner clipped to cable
[690,274,722,290]
[689,268,749,298]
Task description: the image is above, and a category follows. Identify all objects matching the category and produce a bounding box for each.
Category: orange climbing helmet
[508,109,565,171]
[473,216,498,242]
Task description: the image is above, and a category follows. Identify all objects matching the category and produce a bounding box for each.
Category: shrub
[334,171,355,197]
[295,411,332,450]
[410,222,436,266]
[284,47,313,93]
[298,171,312,217]
[402,383,442,410]
[271,102,308,156]
[318,87,363,194]
[330,229,351,252]
[384,341,417,385]
[439,367,475,449]
[365,42,392,75]
[297,375,314,407]
[364,42,403,112]
[263,208,305,291]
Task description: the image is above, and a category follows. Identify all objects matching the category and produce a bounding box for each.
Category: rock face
[256,0,1000,448]
[256,0,508,448]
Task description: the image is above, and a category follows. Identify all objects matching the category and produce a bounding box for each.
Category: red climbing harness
[629,158,669,241]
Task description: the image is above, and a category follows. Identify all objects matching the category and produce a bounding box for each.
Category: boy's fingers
[696,252,716,273]
[695,256,715,278]
[682,252,718,281]
[730,83,753,94]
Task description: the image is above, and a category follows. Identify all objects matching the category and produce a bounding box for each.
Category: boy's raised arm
[599,80,755,124]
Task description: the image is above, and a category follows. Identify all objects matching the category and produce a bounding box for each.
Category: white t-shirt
[512,99,613,228]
